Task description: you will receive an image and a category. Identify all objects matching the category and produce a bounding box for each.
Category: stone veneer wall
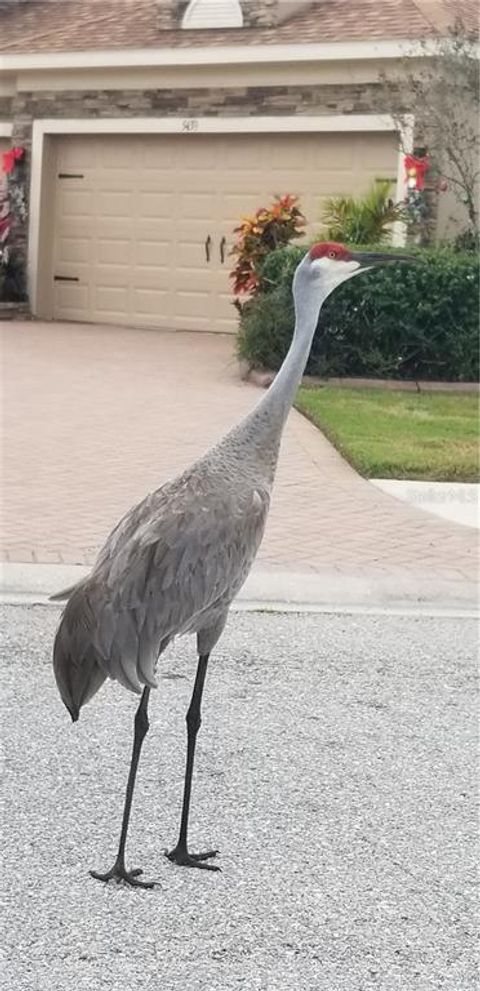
[11,82,396,149]
[242,1,313,28]
[241,0,277,27]
[0,96,13,118]
[9,81,409,305]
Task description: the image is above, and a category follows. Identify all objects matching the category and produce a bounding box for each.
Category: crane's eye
[328,250,337,259]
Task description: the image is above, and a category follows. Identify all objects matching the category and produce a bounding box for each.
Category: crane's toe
[90,862,155,888]
[165,847,221,871]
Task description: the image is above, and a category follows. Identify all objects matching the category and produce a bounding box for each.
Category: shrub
[237,244,479,382]
[321,181,407,245]
[230,194,305,303]
[0,245,27,302]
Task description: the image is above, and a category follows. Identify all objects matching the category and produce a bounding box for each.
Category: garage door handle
[220,237,226,264]
[205,235,211,263]
[54,275,79,282]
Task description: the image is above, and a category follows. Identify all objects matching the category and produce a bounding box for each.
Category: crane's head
[293,241,414,302]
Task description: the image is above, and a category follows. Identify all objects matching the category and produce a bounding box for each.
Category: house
[0,0,476,331]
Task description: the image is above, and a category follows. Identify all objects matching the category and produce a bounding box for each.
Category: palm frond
[321,180,406,244]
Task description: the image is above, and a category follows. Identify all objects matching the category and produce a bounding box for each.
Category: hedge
[237,244,479,382]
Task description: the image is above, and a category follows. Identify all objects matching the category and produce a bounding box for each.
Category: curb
[240,364,480,394]
[1,561,477,617]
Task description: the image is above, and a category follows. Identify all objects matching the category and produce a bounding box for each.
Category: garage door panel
[179,142,221,169]
[94,174,136,193]
[96,239,131,265]
[94,286,129,312]
[97,143,137,169]
[219,170,269,194]
[142,142,177,168]
[135,241,171,266]
[133,267,171,289]
[132,288,171,314]
[138,192,174,218]
[55,237,91,264]
[58,139,95,170]
[137,172,178,194]
[134,219,176,240]
[58,190,94,218]
[54,282,90,313]
[179,193,216,219]
[51,131,398,331]
[310,138,356,168]
[357,133,398,166]
[177,238,207,261]
[176,170,219,194]
[95,263,132,286]
[172,267,213,290]
[96,191,134,218]
[176,290,211,317]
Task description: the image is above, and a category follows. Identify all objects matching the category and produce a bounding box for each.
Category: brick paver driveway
[1,321,475,587]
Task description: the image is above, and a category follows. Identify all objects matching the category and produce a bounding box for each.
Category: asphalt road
[1,605,477,991]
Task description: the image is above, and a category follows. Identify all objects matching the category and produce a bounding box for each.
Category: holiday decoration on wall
[1,146,27,224]
[403,150,431,231]
[403,149,450,242]
[2,145,25,175]
[404,152,430,191]
[0,145,27,301]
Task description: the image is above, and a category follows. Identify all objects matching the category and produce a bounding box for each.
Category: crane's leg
[166,653,220,871]
[90,687,155,888]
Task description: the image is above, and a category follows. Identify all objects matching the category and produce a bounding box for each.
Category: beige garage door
[51,131,397,332]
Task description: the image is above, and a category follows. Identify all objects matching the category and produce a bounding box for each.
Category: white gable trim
[28,113,413,314]
[0,39,439,72]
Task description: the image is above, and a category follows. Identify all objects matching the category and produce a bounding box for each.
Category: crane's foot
[90,860,155,888]
[165,845,221,871]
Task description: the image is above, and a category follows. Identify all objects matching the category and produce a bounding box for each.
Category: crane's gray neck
[224,266,328,483]
[262,284,322,419]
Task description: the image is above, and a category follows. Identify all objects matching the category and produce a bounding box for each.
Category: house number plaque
[182,118,199,132]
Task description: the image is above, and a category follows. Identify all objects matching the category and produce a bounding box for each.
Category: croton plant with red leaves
[230,194,306,299]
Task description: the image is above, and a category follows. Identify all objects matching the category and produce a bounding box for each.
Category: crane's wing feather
[89,473,269,692]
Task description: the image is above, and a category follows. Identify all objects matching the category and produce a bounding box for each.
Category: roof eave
[0,38,440,72]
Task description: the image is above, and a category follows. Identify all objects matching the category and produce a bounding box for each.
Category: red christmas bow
[2,146,25,174]
[404,154,430,191]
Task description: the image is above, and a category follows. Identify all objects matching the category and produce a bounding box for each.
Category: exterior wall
[435,184,467,242]
[0,96,13,119]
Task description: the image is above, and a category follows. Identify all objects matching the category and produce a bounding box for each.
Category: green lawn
[295,387,479,482]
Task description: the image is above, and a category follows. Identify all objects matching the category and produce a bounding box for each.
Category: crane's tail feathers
[54,637,107,722]
[49,582,81,602]
[53,585,107,720]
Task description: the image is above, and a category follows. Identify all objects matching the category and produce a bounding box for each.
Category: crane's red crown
[309,242,352,262]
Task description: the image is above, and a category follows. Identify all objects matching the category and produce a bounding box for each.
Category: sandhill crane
[53,242,411,888]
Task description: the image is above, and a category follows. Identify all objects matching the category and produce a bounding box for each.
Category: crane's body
[54,438,271,716]
[53,242,411,887]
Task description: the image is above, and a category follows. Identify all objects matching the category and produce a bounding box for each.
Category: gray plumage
[53,244,411,722]
[53,443,270,719]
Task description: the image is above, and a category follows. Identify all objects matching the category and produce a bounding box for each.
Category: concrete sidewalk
[1,321,477,608]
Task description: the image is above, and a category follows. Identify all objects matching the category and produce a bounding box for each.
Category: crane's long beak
[350,250,416,268]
